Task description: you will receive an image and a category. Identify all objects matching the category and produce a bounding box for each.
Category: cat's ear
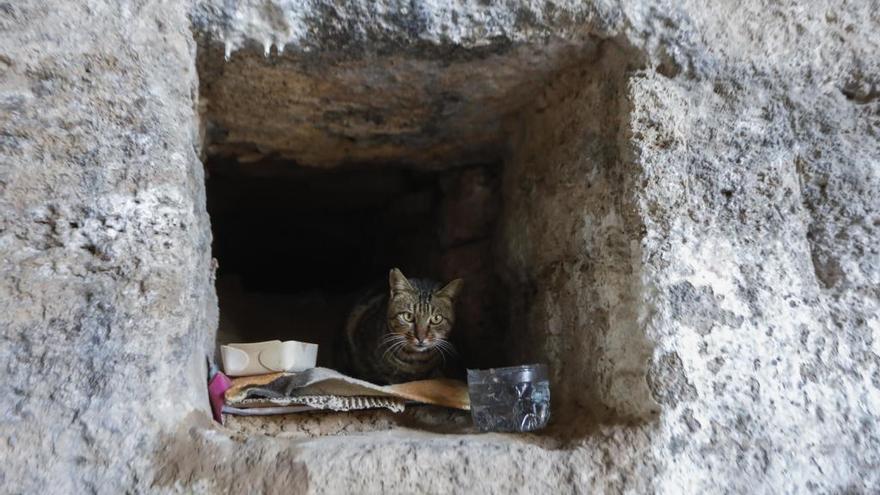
[435,278,463,301]
[389,268,415,296]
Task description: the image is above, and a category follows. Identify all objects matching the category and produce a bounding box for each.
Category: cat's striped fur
[343,268,463,384]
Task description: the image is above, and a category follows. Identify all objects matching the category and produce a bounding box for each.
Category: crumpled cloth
[224,367,470,415]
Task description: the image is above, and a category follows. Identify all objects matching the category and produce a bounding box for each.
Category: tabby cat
[343,268,463,384]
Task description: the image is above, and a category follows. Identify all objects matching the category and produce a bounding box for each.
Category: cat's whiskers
[377,335,405,349]
[379,340,402,353]
[377,333,407,361]
[435,345,447,367]
[438,344,452,364]
[435,339,460,359]
[379,333,406,345]
[380,343,396,362]
[381,340,408,362]
[431,341,453,367]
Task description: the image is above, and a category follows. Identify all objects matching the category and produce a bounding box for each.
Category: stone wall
[0,1,216,492]
[2,0,878,493]
[499,39,657,421]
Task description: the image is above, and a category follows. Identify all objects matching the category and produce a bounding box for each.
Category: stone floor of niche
[222,406,476,439]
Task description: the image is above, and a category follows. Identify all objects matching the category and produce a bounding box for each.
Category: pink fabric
[208,371,233,424]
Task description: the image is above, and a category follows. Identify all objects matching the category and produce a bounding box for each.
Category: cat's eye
[400,312,414,322]
[429,314,443,325]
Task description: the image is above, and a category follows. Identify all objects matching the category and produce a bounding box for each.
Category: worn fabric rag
[224,367,470,415]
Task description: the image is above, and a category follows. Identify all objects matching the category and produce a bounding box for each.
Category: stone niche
[207,157,506,375]
[197,31,658,440]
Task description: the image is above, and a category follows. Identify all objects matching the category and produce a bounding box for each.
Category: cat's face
[386,268,463,354]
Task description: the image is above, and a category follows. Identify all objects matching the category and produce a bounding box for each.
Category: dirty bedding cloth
[224,367,470,415]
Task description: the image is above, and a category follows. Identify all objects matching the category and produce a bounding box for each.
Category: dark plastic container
[467,364,550,433]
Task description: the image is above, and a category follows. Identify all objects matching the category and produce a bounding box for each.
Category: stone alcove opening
[206,155,507,435]
[198,36,658,439]
[207,155,508,376]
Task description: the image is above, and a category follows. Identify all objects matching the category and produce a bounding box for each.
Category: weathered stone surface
[0,1,216,492]
[195,40,599,168]
[438,166,499,247]
[500,39,660,424]
[2,0,879,493]
[193,1,601,168]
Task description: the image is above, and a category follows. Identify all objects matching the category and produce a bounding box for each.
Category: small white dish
[221,339,319,377]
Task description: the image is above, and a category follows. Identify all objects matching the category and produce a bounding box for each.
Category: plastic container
[220,339,318,377]
[466,364,550,433]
